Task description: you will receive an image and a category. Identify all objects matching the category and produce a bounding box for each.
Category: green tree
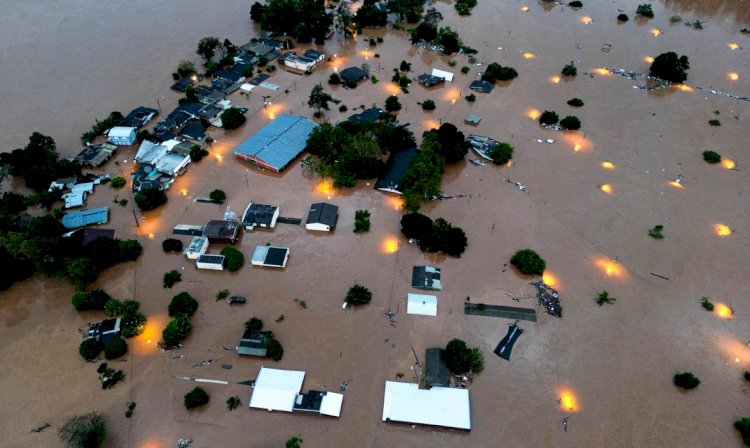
[355,3,387,28]
[250,2,265,22]
[163,270,182,288]
[648,225,665,239]
[673,372,700,389]
[162,238,183,253]
[286,435,304,448]
[308,84,333,115]
[104,337,128,360]
[482,63,518,83]
[561,63,577,77]
[567,98,584,107]
[328,73,341,85]
[184,386,210,409]
[79,338,103,361]
[266,337,285,361]
[596,290,617,306]
[385,95,402,112]
[444,338,484,374]
[735,418,750,446]
[702,150,721,163]
[168,292,199,317]
[636,3,654,18]
[354,209,371,233]
[209,189,226,203]
[177,60,196,77]
[401,213,433,241]
[162,314,192,347]
[436,27,460,54]
[66,257,97,290]
[649,52,690,83]
[221,108,246,130]
[227,396,241,411]
[221,247,245,272]
[134,188,167,211]
[539,110,559,125]
[245,317,264,332]
[72,290,112,311]
[345,284,373,306]
[110,176,126,189]
[421,100,436,111]
[489,143,514,165]
[196,36,221,62]
[560,116,581,130]
[335,3,354,40]
[510,249,546,276]
[189,144,208,162]
[423,123,468,164]
[58,412,107,448]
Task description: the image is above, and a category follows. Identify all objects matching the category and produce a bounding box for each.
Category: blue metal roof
[62,207,109,229]
[234,114,318,171]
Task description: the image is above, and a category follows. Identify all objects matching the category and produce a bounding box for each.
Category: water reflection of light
[527,109,540,120]
[715,224,732,237]
[595,258,624,278]
[135,314,168,354]
[214,153,224,163]
[506,160,513,167]
[650,28,662,37]
[580,16,592,24]
[423,119,440,130]
[542,272,558,287]
[383,82,401,95]
[574,143,582,152]
[595,67,610,75]
[387,196,404,210]
[550,76,561,84]
[668,181,684,189]
[180,188,188,197]
[443,88,461,103]
[728,43,740,50]
[714,303,733,319]
[722,159,736,169]
[148,233,155,239]
[316,180,333,197]
[644,56,654,63]
[523,52,535,59]
[675,84,693,92]
[382,236,399,254]
[600,184,613,194]
[728,72,740,81]
[521,6,529,11]
[601,161,615,169]
[558,389,579,412]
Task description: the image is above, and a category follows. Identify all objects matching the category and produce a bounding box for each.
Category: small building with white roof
[251,246,289,268]
[107,126,137,145]
[382,381,471,430]
[184,236,209,259]
[407,293,438,316]
[249,367,343,417]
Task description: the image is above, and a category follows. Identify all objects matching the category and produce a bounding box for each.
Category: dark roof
[197,88,225,105]
[180,120,206,141]
[374,147,417,193]
[197,254,225,265]
[265,247,288,267]
[75,143,117,167]
[238,330,268,356]
[417,74,445,87]
[303,49,325,60]
[306,202,338,228]
[152,129,176,143]
[243,203,278,227]
[424,348,451,387]
[348,107,383,123]
[229,62,253,77]
[170,141,195,155]
[469,80,495,93]
[293,390,326,412]
[199,104,224,121]
[195,85,214,96]
[213,70,243,83]
[170,77,197,92]
[339,66,368,83]
[494,324,524,360]
[71,228,116,246]
[259,37,283,49]
[176,102,203,116]
[411,265,442,290]
[131,163,173,192]
[124,107,159,128]
[202,220,241,243]
[249,74,270,86]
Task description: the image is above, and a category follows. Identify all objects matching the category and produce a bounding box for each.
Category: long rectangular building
[234,114,318,172]
[382,381,471,430]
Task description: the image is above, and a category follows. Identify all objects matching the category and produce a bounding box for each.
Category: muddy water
[1,0,750,447]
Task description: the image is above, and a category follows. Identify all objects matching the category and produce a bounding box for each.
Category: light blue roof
[234,114,318,171]
[62,207,109,229]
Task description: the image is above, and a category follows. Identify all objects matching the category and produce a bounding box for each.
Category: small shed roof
[411,265,442,290]
[108,126,136,138]
[374,148,417,194]
[251,246,289,267]
[62,207,109,229]
[469,80,494,93]
[234,115,318,172]
[243,203,278,227]
[249,367,306,412]
[431,68,454,83]
[197,254,225,265]
[382,382,471,430]
[424,348,451,387]
[494,324,524,361]
[407,293,438,316]
[306,203,338,228]
[464,114,482,125]
[202,220,241,242]
[238,330,268,356]
[339,66,368,83]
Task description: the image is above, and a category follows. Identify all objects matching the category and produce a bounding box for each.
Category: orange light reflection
[382,236,399,254]
[423,119,440,130]
[715,224,732,237]
[527,109,540,120]
[600,184,613,194]
[134,314,168,354]
[550,76,561,84]
[315,180,334,198]
[668,181,684,189]
[557,389,579,412]
[387,196,404,210]
[580,16,592,24]
[651,28,662,37]
[542,272,558,288]
[644,56,654,63]
[722,159,735,169]
[595,258,625,278]
[601,161,615,169]
[521,6,529,12]
[714,303,733,319]
[728,72,740,81]
[675,84,693,92]
[523,52,535,59]
[728,43,740,50]
[595,67,610,76]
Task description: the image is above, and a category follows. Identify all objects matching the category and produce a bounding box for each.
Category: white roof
[155,153,191,175]
[249,367,306,412]
[135,140,168,164]
[407,293,438,316]
[162,139,181,151]
[320,392,344,417]
[382,382,471,430]
[241,83,255,92]
[431,68,454,83]
[108,126,136,137]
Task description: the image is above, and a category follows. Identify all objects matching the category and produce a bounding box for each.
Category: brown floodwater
[1,0,749,447]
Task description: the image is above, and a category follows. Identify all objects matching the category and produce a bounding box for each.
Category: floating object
[650,272,670,280]
[494,324,524,360]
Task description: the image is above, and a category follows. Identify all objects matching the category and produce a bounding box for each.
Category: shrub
[184,386,210,409]
[567,98,584,107]
[670,15,682,23]
[400,60,412,71]
[465,93,476,102]
[266,337,284,361]
[708,119,721,127]
[227,396,241,411]
[162,238,183,253]
[177,60,196,77]
[104,337,128,360]
[421,100,436,111]
[401,212,434,241]
[220,247,244,272]
[569,0,582,7]
[649,52,690,83]
[617,13,629,22]
[596,290,617,306]
[489,143,514,165]
[209,189,226,203]
[163,270,182,288]
[561,64,577,77]
[72,289,112,311]
[136,129,152,143]
[110,177,126,189]
[79,338,103,361]
[58,412,107,448]
[735,418,750,446]
[354,209,371,233]
[648,225,664,239]
[328,73,341,85]
[444,338,484,374]
[339,105,348,112]
[560,116,581,130]
[510,249,546,276]
[168,292,199,317]
[636,4,654,18]
[221,108,246,130]
[134,188,167,211]
[673,372,700,389]
[371,75,379,84]
[189,144,208,162]
[385,95,401,112]
[286,436,303,448]
[461,66,470,74]
[539,110,559,125]
[700,296,714,311]
[162,314,192,346]
[345,284,372,306]
[216,289,230,301]
[125,402,136,418]
[245,317,264,332]
[482,63,518,83]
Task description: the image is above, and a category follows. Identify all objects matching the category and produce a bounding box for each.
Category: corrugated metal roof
[62,207,109,229]
[234,115,318,172]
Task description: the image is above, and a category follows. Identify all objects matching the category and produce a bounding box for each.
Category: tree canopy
[345,284,373,306]
[134,188,167,211]
[510,249,546,276]
[399,213,467,257]
[422,123,469,164]
[196,36,221,62]
[0,132,81,192]
[259,0,333,43]
[221,108,246,130]
[221,247,245,272]
[444,338,484,374]
[184,386,210,409]
[162,314,192,347]
[168,292,199,317]
[649,52,690,83]
[308,84,333,115]
[482,63,519,83]
[355,2,387,29]
[489,142,514,165]
[58,412,107,448]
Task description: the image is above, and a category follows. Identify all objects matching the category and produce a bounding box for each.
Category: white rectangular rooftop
[407,293,438,316]
[319,392,344,417]
[249,367,306,412]
[382,381,471,430]
[431,68,454,83]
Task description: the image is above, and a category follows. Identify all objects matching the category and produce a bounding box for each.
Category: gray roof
[234,115,318,172]
[243,203,278,227]
[306,202,338,228]
[424,348,451,387]
[62,207,109,229]
[417,74,445,87]
[469,80,495,93]
[75,143,117,167]
[374,148,417,194]
[265,247,288,267]
[202,220,241,243]
[238,330,268,356]
[412,265,442,290]
[197,254,225,265]
[340,66,368,83]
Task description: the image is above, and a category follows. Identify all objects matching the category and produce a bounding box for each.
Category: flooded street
[1,0,749,447]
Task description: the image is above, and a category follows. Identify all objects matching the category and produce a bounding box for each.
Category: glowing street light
[722,159,736,169]
[580,16,592,24]
[550,75,561,84]
[600,184,613,194]
[728,43,740,50]
[715,224,732,237]
[521,6,529,12]
[523,52,535,59]
[728,72,740,81]
[601,161,615,169]
[650,28,662,37]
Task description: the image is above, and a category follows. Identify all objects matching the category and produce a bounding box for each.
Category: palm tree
[597,290,616,306]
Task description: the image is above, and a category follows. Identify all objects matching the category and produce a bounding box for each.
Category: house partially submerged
[195,86,226,105]
[374,148,417,194]
[249,367,344,417]
[131,163,174,192]
[87,318,122,345]
[123,106,158,128]
[171,76,198,92]
[407,293,438,316]
[417,74,445,88]
[494,323,524,361]
[179,120,206,141]
[107,127,136,146]
[62,182,95,208]
[466,134,500,161]
[348,107,383,123]
[237,330,268,357]
[464,114,482,125]
[67,228,115,247]
[278,52,318,74]
[196,254,225,270]
[75,143,117,167]
[339,66,368,85]
[305,202,338,232]
[242,203,280,230]
[184,236,209,259]
[424,348,451,388]
[251,246,289,268]
[431,68,454,83]
[62,207,109,229]
[382,381,471,430]
[412,266,442,291]
[234,114,318,172]
[469,80,494,93]
[212,70,245,94]
[203,220,241,244]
